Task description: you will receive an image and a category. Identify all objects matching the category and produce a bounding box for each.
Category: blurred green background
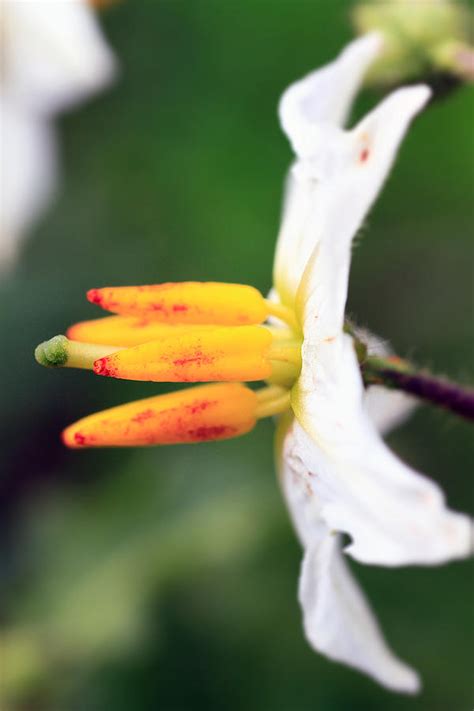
[1,1,473,709]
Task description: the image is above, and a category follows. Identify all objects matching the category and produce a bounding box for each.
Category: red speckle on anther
[131,409,155,424]
[172,304,188,313]
[87,289,102,305]
[74,432,88,446]
[190,425,235,441]
[189,399,215,414]
[359,148,370,163]
[174,357,198,367]
[173,351,214,368]
[94,358,113,377]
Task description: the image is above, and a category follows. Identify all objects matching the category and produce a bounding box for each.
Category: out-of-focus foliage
[1,2,473,710]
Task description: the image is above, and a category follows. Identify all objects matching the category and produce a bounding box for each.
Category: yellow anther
[67,315,216,347]
[37,326,302,389]
[93,326,274,382]
[87,282,270,325]
[36,281,304,451]
[62,383,258,448]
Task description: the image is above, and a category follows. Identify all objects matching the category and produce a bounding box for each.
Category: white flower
[0,0,117,270]
[38,32,472,694]
[273,34,472,693]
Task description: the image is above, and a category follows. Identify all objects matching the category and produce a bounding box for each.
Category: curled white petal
[279,33,382,159]
[278,418,420,693]
[274,37,430,311]
[292,336,472,566]
[296,85,431,334]
[3,0,117,115]
[299,537,420,693]
[274,35,381,303]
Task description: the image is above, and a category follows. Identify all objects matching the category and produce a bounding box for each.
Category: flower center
[35,282,302,448]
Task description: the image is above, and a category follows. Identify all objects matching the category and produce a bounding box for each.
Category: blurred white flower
[0,0,117,270]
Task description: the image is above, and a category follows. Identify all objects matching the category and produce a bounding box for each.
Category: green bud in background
[352,0,474,86]
[432,39,474,81]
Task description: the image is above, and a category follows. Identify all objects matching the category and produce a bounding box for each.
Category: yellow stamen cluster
[35,282,302,448]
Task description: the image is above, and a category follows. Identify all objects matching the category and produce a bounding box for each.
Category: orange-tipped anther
[87,282,269,325]
[67,315,215,347]
[93,326,273,382]
[62,383,258,448]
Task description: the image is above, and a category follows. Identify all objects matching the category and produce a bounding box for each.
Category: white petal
[274,35,381,304]
[279,34,382,158]
[299,538,420,693]
[365,385,416,435]
[275,55,430,310]
[3,0,117,115]
[0,96,57,271]
[292,336,472,566]
[296,85,431,334]
[278,418,420,693]
[273,169,319,306]
[356,328,417,434]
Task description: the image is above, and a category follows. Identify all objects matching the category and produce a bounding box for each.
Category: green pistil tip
[35,335,69,368]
